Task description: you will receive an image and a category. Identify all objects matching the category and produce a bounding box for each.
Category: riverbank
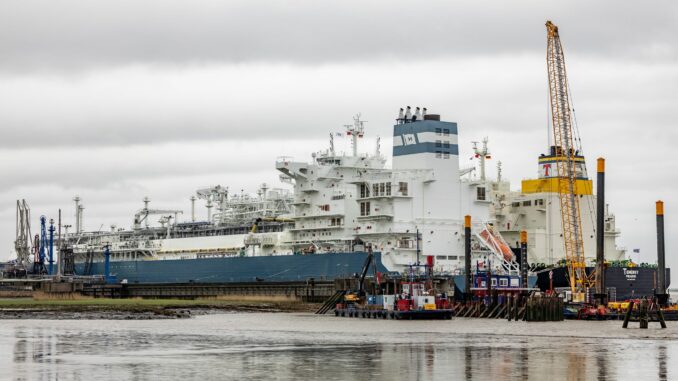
[0,297,320,319]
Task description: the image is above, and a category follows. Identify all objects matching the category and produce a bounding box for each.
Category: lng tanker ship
[51,109,516,284]
[9,109,664,300]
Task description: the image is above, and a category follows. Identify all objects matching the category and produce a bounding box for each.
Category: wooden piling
[622,301,635,328]
[640,299,649,329]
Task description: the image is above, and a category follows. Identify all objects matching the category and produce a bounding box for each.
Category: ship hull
[75,252,387,284]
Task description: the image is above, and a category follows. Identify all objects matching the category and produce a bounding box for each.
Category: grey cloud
[3,55,675,148]
[0,139,324,191]
[1,0,677,270]
[0,0,676,73]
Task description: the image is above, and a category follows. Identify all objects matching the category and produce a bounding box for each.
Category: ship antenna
[375,136,381,157]
[329,132,335,156]
[472,138,490,181]
[346,113,365,156]
[497,160,502,182]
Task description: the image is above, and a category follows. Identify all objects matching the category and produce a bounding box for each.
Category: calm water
[1,313,676,380]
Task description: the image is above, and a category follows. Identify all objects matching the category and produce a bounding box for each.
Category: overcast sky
[1,0,676,271]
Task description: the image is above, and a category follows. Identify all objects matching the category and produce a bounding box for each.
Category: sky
[0,0,676,270]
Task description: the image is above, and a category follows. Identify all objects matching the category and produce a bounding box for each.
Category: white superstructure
[277,111,494,273]
[65,110,508,275]
[469,141,626,267]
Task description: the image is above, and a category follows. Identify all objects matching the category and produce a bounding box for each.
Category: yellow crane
[545,21,588,301]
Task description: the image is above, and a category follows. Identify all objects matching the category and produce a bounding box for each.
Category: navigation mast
[345,114,365,156]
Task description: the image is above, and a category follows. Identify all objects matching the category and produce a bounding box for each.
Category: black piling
[595,158,607,305]
[523,295,564,322]
[656,201,668,305]
[520,231,528,290]
[464,215,472,302]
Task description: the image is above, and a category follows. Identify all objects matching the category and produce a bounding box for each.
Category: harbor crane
[14,200,32,269]
[546,21,588,301]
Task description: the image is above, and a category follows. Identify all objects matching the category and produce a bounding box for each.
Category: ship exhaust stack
[73,196,82,234]
[656,200,668,305]
[520,231,528,291]
[464,215,472,301]
[190,196,196,222]
[595,158,607,305]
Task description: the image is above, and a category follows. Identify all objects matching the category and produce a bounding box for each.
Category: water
[1,313,676,380]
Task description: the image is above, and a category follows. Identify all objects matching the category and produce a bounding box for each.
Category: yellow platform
[521,178,593,195]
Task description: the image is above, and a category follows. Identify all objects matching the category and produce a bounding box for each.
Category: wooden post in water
[622,301,635,328]
[657,303,668,329]
[640,298,649,329]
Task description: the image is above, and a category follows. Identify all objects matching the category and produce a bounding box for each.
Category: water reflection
[1,315,676,381]
[659,345,667,381]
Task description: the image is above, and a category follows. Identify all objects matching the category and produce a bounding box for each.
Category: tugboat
[334,250,453,320]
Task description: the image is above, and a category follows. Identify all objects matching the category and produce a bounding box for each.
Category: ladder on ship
[315,290,346,314]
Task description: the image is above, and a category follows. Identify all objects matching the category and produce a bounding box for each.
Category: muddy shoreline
[0,298,321,319]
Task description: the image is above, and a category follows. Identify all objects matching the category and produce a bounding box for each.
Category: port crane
[546,21,588,300]
[14,200,32,269]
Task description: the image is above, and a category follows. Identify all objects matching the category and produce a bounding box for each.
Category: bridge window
[398,182,408,196]
[522,200,532,207]
[476,187,486,201]
[360,184,369,198]
[360,202,371,216]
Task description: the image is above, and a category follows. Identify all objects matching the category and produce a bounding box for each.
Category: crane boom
[545,21,587,299]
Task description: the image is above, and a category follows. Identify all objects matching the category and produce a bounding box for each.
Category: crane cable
[567,80,598,247]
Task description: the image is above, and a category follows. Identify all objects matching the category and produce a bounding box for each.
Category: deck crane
[546,21,588,301]
[133,208,183,230]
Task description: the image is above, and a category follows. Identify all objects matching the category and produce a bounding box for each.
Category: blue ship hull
[75,252,388,284]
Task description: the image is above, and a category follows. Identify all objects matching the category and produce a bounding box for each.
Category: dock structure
[448,293,563,321]
[622,298,667,329]
[0,277,334,302]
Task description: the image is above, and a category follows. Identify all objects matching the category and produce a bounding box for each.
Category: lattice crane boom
[546,21,587,297]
